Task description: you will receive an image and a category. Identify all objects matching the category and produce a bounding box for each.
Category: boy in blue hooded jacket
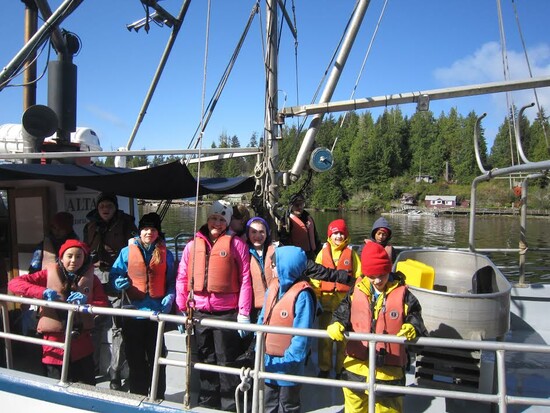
[257,246,317,412]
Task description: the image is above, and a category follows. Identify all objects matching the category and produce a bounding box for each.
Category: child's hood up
[274,246,307,297]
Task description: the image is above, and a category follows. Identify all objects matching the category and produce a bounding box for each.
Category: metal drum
[395,249,511,340]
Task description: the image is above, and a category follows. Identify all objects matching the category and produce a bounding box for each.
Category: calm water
[141,205,550,283]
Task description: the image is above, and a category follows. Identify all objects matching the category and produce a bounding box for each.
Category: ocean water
[142,205,550,283]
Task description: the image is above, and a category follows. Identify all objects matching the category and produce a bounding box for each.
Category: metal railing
[1,293,550,413]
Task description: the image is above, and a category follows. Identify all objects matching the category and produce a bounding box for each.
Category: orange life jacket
[318,244,353,293]
[188,235,240,293]
[37,263,95,334]
[126,243,167,300]
[250,244,275,309]
[263,278,313,356]
[346,281,408,367]
[289,214,317,252]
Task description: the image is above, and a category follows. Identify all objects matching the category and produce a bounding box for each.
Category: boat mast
[288,0,371,182]
[0,0,82,92]
[23,1,38,111]
[262,0,280,231]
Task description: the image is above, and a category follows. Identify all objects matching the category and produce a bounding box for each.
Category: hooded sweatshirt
[257,246,316,386]
[368,216,396,262]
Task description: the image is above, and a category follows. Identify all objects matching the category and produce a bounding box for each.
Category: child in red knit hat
[326,241,427,413]
[9,240,109,384]
[313,218,362,379]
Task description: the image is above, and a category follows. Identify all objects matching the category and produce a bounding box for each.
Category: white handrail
[1,293,550,412]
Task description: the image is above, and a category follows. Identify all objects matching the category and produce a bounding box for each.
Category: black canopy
[0,161,255,199]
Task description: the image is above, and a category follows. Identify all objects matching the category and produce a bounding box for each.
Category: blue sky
[1,0,549,153]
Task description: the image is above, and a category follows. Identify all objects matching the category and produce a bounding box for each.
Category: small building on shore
[401,193,417,206]
[424,195,457,208]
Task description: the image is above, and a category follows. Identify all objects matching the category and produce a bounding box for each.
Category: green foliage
[101,104,549,211]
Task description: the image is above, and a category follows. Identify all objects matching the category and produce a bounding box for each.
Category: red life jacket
[37,263,95,334]
[250,244,275,309]
[289,214,317,252]
[188,235,240,293]
[127,243,167,300]
[318,244,353,293]
[263,278,313,356]
[346,281,408,367]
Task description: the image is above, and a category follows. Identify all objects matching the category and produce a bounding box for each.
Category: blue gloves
[161,294,175,314]
[114,276,131,292]
[67,291,87,305]
[43,288,60,301]
[237,314,251,338]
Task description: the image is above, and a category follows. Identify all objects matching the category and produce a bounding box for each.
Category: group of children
[7,193,426,413]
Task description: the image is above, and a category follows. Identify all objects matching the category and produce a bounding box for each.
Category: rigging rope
[511,0,549,152]
[496,0,518,169]
[186,2,260,152]
[284,0,358,168]
[183,1,213,408]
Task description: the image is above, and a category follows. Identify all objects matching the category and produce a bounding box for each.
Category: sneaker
[110,379,122,391]
[318,370,330,378]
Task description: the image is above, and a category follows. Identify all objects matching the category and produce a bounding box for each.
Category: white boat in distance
[1,1,550,413]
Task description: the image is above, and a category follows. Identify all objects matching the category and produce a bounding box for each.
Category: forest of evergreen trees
[98,106,550,211]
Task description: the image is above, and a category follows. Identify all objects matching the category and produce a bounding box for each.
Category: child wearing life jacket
[279,193,321,260]
[110,212,175,400]
[326,241,427,413]
[257,245,317,412]
[313,219,362,379]
[8,239,109,384]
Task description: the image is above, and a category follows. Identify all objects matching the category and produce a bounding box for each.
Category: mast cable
[183,1,213,408]
[511,0,549,151]
[496,0,518,170]
[2,40,51,88]
[291,0,299,108]
[186,3,259,151]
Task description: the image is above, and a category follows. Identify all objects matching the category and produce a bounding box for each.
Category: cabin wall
[0,181,138,280]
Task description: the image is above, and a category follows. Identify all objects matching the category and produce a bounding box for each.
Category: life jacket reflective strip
[289,214,316,252]
[263,278,313,356]
[250,245,275,309]
[127,243,167,300]
[318,244,353,292]
[188,235,240,293]
[37,263,95,334]
[346,281,408,367]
